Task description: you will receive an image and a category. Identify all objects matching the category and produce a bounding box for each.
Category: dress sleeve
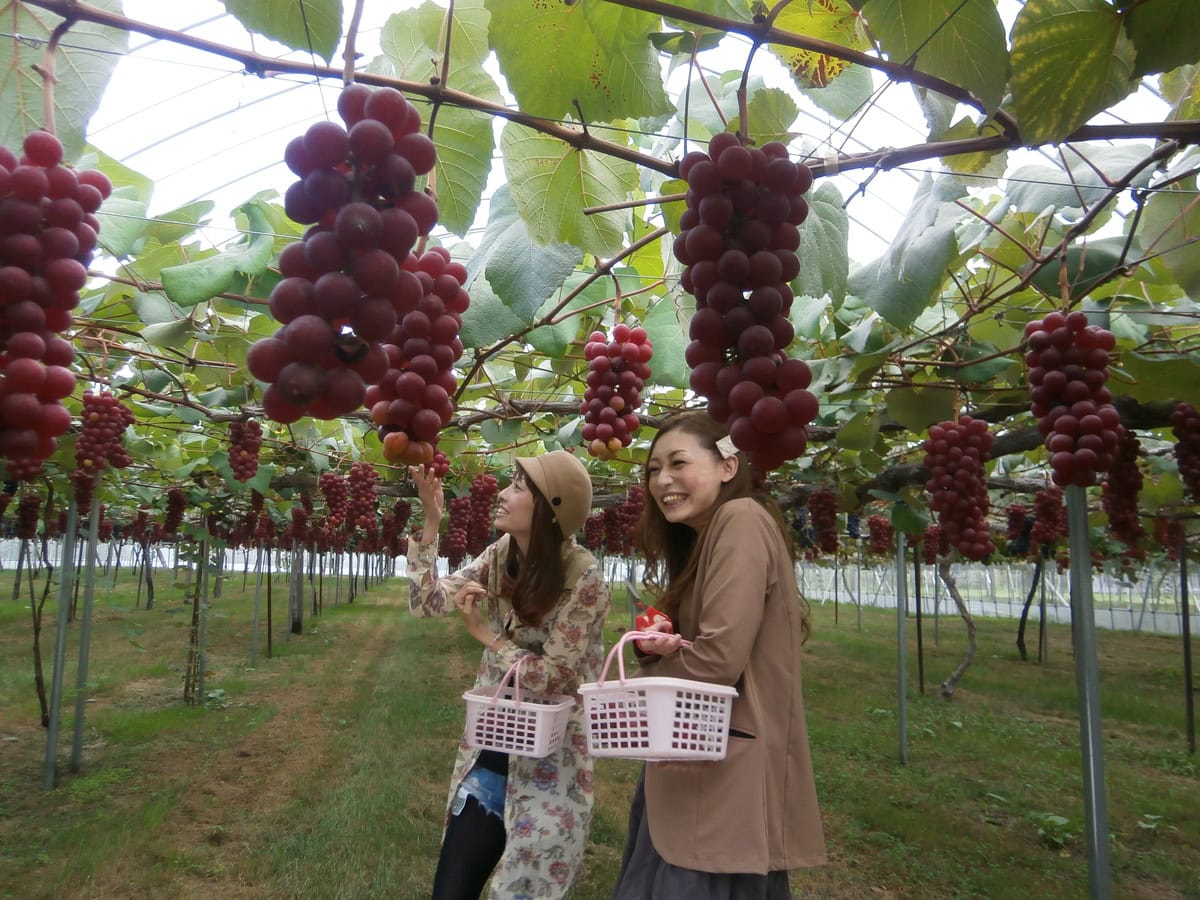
[640,503,775,686]
[406,533,494,618]
[491,562,611,696]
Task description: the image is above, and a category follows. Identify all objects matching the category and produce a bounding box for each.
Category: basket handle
[595,630,693,686]
[488,655,528,705]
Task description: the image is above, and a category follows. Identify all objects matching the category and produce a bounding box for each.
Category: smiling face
[645,428,738,531]
[493,468,536,546]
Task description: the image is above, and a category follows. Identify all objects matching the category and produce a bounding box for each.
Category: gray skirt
[611,769,793,900]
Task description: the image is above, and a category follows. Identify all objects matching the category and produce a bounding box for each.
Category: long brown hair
[504,470,568,627]
[636,411,812,641]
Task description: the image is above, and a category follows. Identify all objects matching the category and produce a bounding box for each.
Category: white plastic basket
[463,656,575,758]
[578,631,738,761]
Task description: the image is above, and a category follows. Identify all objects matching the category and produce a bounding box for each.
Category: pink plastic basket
[578,631,738,761]
[463,656,575,758]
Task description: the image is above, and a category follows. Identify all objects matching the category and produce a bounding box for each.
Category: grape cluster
[228,419,264,481]
[921,525,942,565]
[318,470,350,528]
[867,514,893,557]
[1025,311,1120,487]
[346,461,379,531]
[1154,515,1184,561]
[674,133,819,473]
[74,391,135,479]
[1170,402,1200,501]
[807,489,838,554]
[581,324,651,459]
[1030,487,1066,557]
[164,487,186,536]
[444,494,472,568]
[846,512,861,540]
[791,506,815,552]
[1005,504,1033,557]
[249,84,441,425]
[617,485,645,554]
[0,131,110,479]
[388,498,412,534]
[582,511,605,552]
[16,491,40,539]
[1100,428,1145,556]
[922,416,995,561]
[467,473,497,555]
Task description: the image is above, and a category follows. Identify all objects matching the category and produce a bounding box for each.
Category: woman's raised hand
[410,465,444,539]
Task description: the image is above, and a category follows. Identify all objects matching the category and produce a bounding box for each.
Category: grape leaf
[527,271,608,358]
[0,0,128,162]
[794,182,849,304]
[500,122,638,257]
[160,201,275,307]
[1006,144,1157,221]
[1009,0,1137,146]
[1140,171,1200,299]
[800,65,874,120]
[768,0,870,89]
[862,0,1009,114]
[641,288,695,390]
[221,0,342,64]
[96,196,149,259]
[728,88,798,147]
[459,277,525,349]
[485,0,673,122]
[465,186,583,323]
[376,0,499,235]
[1125,0,1200,77]
[1161,64,1200,122]
[885,386,955,432]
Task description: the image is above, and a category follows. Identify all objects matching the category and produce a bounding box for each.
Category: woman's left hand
[452,581,491,644]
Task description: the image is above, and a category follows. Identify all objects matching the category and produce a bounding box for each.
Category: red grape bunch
[73,391,135,480]
[1170,401,1200,501]
[922,416,995,561]
[346,461,379,530]
[228,419,264,482]
[369,246,469,468]
[1100,428,1145,556]
[807,488,838,554]
[16,491,40,540]
[1005,504,1032,557]
[1154,515,1184,560]
[248,83,441,425]
[0,130,111,479]
[1030,487,1067,558]
[673,132,819,473]
[1025,311,1120,487]
[867,514,894,557]
[318,470,350,528]
[164,487,187,536]
[467,473,497,556]
[921,525,943,565]
[582,511,605,552]
[444,494,472,568]
[581,324,652,460]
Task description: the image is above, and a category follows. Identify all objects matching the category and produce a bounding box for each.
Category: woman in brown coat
[612,411,826,899]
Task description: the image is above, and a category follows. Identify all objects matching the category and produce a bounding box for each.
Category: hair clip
[715,435,738,459]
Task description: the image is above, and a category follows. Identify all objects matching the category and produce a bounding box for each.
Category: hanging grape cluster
[1154,515,1184,560]
[1030,487,1067,557]
[0,130,111,479]
[249,84,442,426]
[164,487,186,536]
[867,514,893,557]
[921,525,943,565]
[370,246,469,469]
[444,494,472,568]
[16,491,40,539]
[1170,401,1200,501]
[70,391,135,510]
[467,473,497,555]
[318,470,350,528]
[674,133,819,473]
[1005,504,1033,557]
[345,461,379,531]
[1025,311,1120,488]
[806,489,838,554]
[582,511,605,552]
[1100,428,1145,557]
[228,419,264,482]
[581,324,652,459]
[922,416,995,561]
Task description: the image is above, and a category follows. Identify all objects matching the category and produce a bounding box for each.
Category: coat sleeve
[406,533,494,618]
[640,502,775,686]
[492,562,611,696]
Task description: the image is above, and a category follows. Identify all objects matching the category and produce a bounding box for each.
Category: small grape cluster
[444,494,472,568]
[1030,487,1067,557]
[921,525,943,565]
[1170,402,1200,501]
[287,505,308,544]
[581,324,652,459]
[615,484,644,554]
[1100,428,1145,556]
[1005,504,1033,557]
[370,247,469,468]
[164,487,186,536]
[74,391,134,475]
[249,84,440,425]
[16,491,40,539]
[867,514,893,557]
[603,506,624,555]
[582,511,605,552]
[846,512,861,540]
[319,470,350,528]
[791,506,815,553]
[1154,515,1184,561]
[675,133,819,473]
[228,419,263,482]
[388,498,412,535]
[807,489,838,554]
[922,416,995,561]
[0,131,111,479]
[1025,311,1120,487]
[467,473,497,556]
[346,461,379,530]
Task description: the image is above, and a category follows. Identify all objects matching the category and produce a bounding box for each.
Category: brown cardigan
[637,497,827,874]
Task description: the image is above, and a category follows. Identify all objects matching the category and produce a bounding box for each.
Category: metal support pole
[1065,485,1111,899]
[1180,529,1194,755]
[71,490,102,772]
[895,529,908,766]
[44,499,79,789]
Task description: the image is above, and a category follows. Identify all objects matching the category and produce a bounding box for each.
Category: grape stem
[341,0,366,87]
[33,16,75,137]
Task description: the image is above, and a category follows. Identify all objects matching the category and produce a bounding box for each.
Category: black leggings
[430,794,507,900]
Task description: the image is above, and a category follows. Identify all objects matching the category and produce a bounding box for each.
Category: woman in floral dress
[408,450,611,899]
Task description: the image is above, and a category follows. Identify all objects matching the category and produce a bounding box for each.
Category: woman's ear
[719,455,739,484]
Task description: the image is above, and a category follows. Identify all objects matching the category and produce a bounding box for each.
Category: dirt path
[75,608,400,899]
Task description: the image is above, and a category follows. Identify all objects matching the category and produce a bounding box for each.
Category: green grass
[1,567,1197,898]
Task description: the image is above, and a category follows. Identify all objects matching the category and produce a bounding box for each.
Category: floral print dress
[407,532,611,899]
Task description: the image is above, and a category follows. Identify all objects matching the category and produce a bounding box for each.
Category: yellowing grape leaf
[769,0,870,89]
